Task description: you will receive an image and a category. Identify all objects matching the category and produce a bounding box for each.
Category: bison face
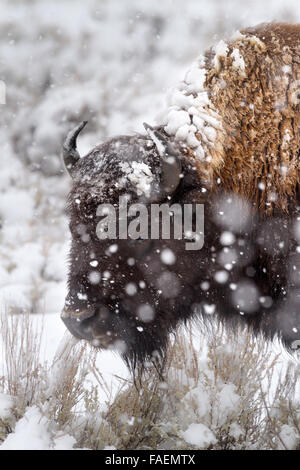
[61,122,209,367]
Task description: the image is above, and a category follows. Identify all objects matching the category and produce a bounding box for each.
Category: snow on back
[212,39,229,70]
[160,54,223,162]
[230,48,246,72]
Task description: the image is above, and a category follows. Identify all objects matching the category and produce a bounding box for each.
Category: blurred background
[1,0,300,318]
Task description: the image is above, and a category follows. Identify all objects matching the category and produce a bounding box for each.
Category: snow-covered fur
[161,22,300,214]
[62,23,300,370]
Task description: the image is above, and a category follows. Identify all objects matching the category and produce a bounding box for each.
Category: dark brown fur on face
[61,23,300,371]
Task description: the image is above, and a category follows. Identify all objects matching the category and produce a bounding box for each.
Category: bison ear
[143,122,182,196]
[62,121,88,176]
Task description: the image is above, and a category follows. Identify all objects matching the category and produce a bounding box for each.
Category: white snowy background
[1,0,300,450]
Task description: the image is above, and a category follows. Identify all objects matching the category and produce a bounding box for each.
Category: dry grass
[0,311,100,445]
[0,312,299,449]
[88,324,300,450]
[0,312,43,414]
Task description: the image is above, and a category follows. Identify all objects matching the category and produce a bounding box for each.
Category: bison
[61,22,300,370]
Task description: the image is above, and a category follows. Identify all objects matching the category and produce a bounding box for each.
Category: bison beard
[61,22,300,371]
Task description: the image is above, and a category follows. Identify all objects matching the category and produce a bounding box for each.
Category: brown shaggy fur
[187,23,300,214]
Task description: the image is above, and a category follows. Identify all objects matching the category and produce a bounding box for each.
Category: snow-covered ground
[1,0,300,450]
[0,313,129,449]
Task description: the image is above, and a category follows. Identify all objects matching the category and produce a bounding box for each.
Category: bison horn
[62,120,88,176]
[143,122,182,196]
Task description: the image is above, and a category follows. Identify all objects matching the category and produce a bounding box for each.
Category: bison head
[60,122,244,368]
